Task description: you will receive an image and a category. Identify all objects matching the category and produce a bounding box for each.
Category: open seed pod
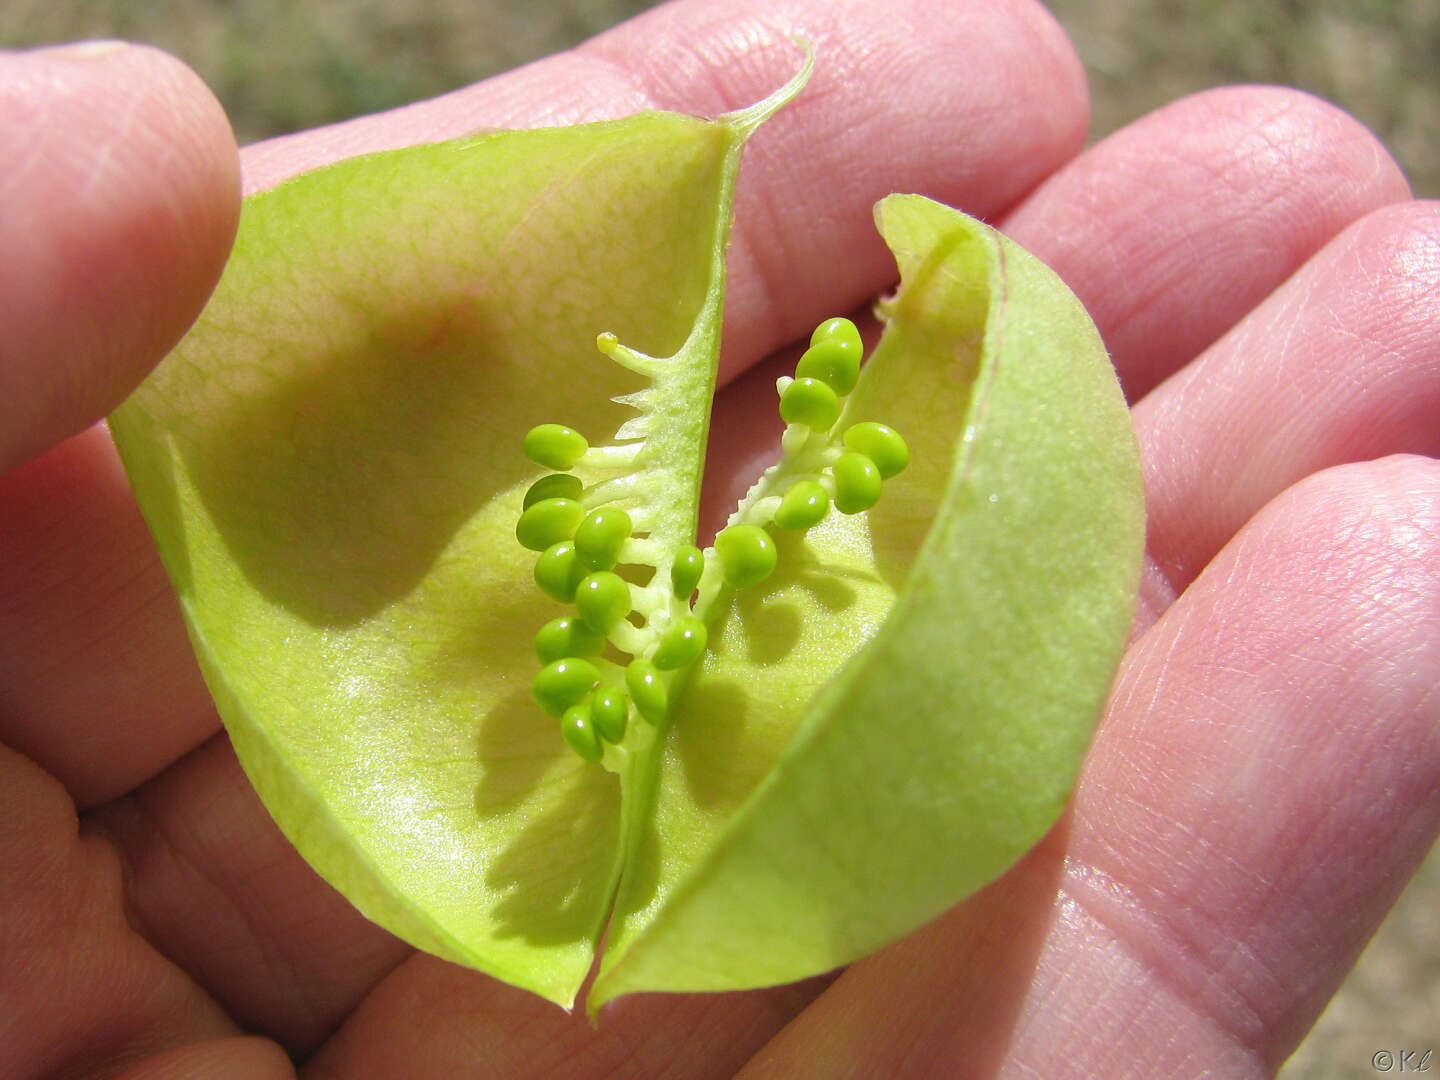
[108,57,1144,1016]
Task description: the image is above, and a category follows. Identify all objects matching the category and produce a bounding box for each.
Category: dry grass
[3,2,1435,1076]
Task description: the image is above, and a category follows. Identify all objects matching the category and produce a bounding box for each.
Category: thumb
[0,41,239,473]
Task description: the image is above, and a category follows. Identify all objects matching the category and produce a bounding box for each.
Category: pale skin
[1,0,1437,1076]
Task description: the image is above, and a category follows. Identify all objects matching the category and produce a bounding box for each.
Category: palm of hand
[3,5,1437,1078]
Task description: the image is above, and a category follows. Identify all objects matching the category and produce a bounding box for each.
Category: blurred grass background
[2,0,1437,196]
[3,1,1435,1076]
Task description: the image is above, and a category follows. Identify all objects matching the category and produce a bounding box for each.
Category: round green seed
[779,377,841,431]
[625,659,667,724]
[591,683,627,743]
[560,702,603,762]
[523,424,589,470]
[671,545,705,600]
[573,507,632,571]
[516,497,585,552]
[774,479,830,530]
[534,616,605,665]
[534,541,585,603]
[652,615,707,670]
[795,339,861,396]
[832,451,883,514]
[843,422,909,479]
[714,524,777,589]
[533,657,599,718]
[810,315,864,354]
[523,472,584,510]
[575,571,630,631]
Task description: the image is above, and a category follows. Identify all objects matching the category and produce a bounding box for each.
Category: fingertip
[1005,83,1414,403]
[0,41,241,472]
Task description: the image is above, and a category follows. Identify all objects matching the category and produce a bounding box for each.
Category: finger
[0,744,243,1079]
[240,0,1090,382]
[740,456,1440,1078]
[0,42,239,809]
[1137,200,1440,619]
[1,0,1083,810]
[111,1037,294,1080]
[0,42,239,473]
[0,427,222,808]
[1000,85,1412,401]
[303,953,830,1080]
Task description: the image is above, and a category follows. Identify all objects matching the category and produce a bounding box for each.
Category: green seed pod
[652,615,707,670]
[590,683,627,743]
[532,657,599,718]
[625,659,667,725]
[810,315,864,353]
[843,422,909,479]
[671,545,705,600]
[534,541,585,603]
[714,524,777,589]
[795,339,860,396]
[574,571,630,632]
[779,377,841,432]
[832,451,883,514]
[534,616,605,665]
[573,507,633,571]
[522,472,584,510]
[523,424,589,470]
[560,702,603,762]
[515,497,585,552]
[774,479,830,530]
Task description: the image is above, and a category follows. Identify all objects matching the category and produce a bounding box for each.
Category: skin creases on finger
[240,0,1090,386]
[999,84,1412,404]
[1136,200,1440,618]
[737,455,1440,1079]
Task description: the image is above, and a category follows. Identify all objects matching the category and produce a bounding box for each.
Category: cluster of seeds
[517,316,907,765]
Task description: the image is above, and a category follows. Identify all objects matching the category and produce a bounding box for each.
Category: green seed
[591,683,627,743]
[779,377,841,431]
[625,659,667,724]
[795,339,860,396]
[523,424,589,470]
[810,315,863,354]
[523,472,584,509]
[774,479,830,530]
[714,524,777,589]
[573,507,632,571]
[652,615,707,670]
[534,616,605,665]
[533,657,599,718]
[560,702,603,762]
[534,541,585,603]
[671,545,705,600]
[832,451,883,514]
[515,497,585,552]
[575,571,630,631]
[843,422,909,479]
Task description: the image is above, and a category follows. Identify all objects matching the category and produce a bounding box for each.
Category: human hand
[2,2,1436,1077]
